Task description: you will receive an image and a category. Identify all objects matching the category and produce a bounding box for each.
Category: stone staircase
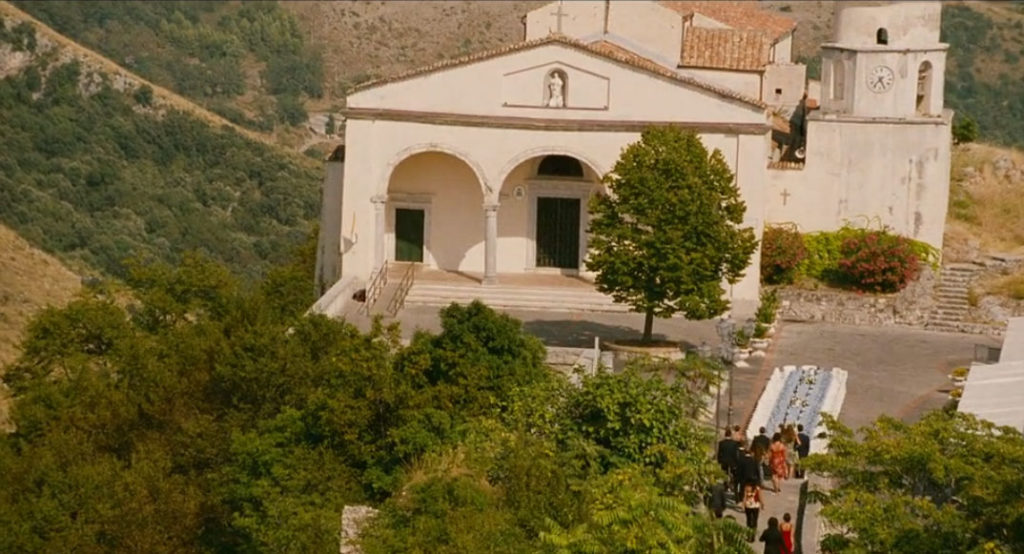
[927,263,981,332]
[404,281,629,313]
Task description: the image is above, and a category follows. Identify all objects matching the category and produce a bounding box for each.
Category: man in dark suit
[716,429,739,487]
[735,441,760,498]
[796,424,811,478]
[750,427,771,483]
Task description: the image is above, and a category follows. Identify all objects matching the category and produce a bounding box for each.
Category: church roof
[660,1,797,41]
[681,27,773,72]
[351,34,766,110]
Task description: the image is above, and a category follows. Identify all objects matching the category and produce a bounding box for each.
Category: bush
[755,288,780,324]
[836,229,922,293]
[760,224,806,284]
[953,114,979,145]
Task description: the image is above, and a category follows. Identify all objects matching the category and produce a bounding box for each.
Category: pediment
[501,61,610,110]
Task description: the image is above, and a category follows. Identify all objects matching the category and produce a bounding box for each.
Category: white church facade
[314,1,952,316]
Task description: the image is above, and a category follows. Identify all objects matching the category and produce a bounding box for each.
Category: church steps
[404,283,629,313]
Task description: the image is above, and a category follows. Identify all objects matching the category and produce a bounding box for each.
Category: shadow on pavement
[523,318,701,349]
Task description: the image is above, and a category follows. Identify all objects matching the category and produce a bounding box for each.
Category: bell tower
[820,1,947,119]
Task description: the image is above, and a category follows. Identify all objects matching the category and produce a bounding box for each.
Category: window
[775,88,783,95]
[831,60,845,101]
[537,155,584,178]
[876,28,888,45]
[916,60,933,115]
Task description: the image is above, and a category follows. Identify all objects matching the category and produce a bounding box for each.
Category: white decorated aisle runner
[747,365,848,454]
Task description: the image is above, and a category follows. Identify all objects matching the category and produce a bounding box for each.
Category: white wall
[348,44,766,124]
[832,2,942,47]
[676,68,762,100]
[765,112,952,250]
[762,63,807,108]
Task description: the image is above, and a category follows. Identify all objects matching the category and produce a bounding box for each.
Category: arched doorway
[498,153,603,273]
[385,151,484,270]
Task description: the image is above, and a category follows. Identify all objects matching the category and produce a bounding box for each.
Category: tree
[953,113,979,145]
[805,411,1024,553]
[586,127,757,341]
[324,113,336,136]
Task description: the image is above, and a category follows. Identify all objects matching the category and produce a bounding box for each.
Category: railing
[361,260,389,315]
[386,262,417,316]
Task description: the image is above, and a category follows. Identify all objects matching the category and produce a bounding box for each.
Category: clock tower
[820,2,947,119]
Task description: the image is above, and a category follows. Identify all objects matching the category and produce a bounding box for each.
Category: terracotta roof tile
[681,27,772,71]
[351,34,766,109]
[661,1,797,40]
[588,39,668,69]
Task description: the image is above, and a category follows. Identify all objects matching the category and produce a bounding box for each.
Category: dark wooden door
[535,197,580,269]
[394,208,424,262]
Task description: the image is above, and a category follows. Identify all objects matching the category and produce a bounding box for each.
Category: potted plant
[732,329,752,359]
[750,323,770,350]
[949,387,963,400]
[949,366,969,385]
[755,289,780,335]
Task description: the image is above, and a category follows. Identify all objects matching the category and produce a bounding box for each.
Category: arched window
[537,155,584,178]
[916,61,933,115]
[831,60,845,101]
[876,28,888,45]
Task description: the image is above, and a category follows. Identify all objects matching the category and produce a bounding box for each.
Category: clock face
[867,65,895,93]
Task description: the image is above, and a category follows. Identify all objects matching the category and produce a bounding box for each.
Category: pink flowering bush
[836,229,922,293]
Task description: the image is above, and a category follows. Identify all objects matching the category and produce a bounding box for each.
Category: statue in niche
[546,71,565,108]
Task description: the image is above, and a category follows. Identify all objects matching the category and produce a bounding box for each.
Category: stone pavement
[348,306,1000,552]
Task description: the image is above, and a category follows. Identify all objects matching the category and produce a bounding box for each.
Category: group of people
[709,423,811,553]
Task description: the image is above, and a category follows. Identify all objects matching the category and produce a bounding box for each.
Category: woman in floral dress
[769,432,788,493]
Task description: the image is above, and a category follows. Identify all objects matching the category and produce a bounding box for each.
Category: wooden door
[535,197,580,269]
[394,208,424,262]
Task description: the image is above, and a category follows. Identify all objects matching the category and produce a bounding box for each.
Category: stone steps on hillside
[404,283,630,313]
[925,263,982,333]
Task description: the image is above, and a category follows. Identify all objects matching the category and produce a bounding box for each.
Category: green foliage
[793,225,938,291]
[760,224,807,285]
[325,113,336,135]
[275,93,307,126]
[755,288,780,325]
[953,113,980,145]
[941,4,1024,147]
[0,51,319,280]
[132,84,154,107]
[587,127,757,340]
[0,18,37,52]
[805,411,1024,553]
[14,1,324,131]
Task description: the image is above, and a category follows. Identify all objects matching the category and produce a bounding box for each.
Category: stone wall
[778,266,1007,337]
[778,266,937,327]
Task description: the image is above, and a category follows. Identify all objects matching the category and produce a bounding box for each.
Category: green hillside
[13,0,325,134]
[0,15,319,280]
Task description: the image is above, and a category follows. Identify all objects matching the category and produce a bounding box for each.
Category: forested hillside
[0,14,320,280]
[13,0,325,134]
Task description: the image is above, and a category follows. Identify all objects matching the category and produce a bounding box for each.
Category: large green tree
[586,127,757,341]
[806,411,1024,554]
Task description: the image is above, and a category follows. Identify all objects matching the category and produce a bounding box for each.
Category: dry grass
[983,272,1024,301]
[0,224,82,429]
[944,143,1024,259]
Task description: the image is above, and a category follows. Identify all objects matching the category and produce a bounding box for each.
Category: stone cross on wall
[551,0,567,34]
[780,188,791,206]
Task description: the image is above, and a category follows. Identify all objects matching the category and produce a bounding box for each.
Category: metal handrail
[361,260,389,315]
[386,262,416,316]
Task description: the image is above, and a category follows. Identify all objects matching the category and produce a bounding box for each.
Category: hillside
[11,0,325,139]
[0,10,321,281]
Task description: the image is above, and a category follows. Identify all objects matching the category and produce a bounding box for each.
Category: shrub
[755,288,780,325]
[760,225,806,284]
[953,114,979,145]
[836,229,922,293]
[798,227,860,282]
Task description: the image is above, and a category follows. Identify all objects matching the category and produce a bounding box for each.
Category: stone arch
[380,143,489,197]
[916,60,933,115]
[496,147,606,196]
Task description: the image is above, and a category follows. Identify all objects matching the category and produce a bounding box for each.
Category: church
[313,1,952,317]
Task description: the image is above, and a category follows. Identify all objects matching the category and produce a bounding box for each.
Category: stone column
[371,195,387,268]
[483,202,499,285]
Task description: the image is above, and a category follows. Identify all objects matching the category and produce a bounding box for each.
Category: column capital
[371,194,388,205]
[483,202,500,213]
